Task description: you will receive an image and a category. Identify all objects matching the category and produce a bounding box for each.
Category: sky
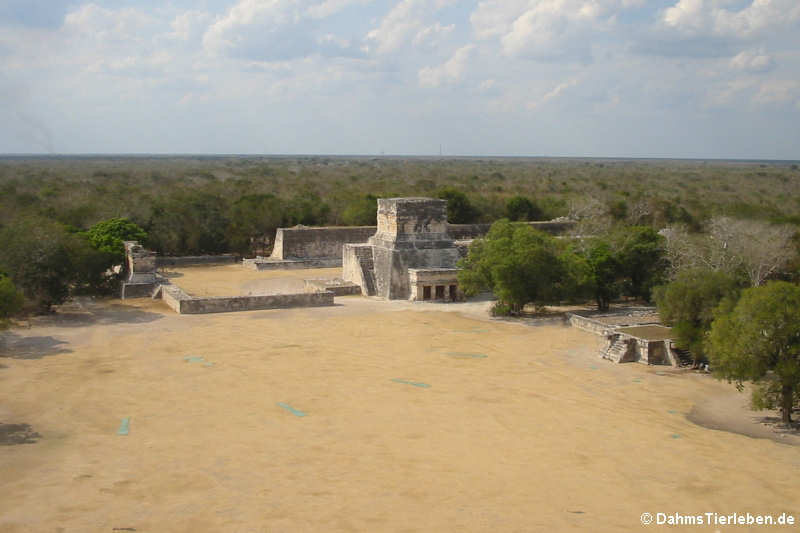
[0,0,798,159]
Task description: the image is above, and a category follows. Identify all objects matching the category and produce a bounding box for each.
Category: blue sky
[1,0,798,158]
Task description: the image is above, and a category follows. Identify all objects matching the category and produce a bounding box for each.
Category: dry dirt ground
[1,293,799,532]
[159,265,342,297]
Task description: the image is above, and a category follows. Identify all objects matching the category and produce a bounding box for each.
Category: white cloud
[64,3,156,44]
[754,79,800,105]
[413,22,455,47]
[203,0,306,58]
[202,0,363,61]
[168,10,213,42]
[527,78,578,109]
[662,0,800,38]
[729,49,775,73]
[470,0,640,61]
[306,0,372,19]
[418,44,474,88]
[366,0,454,54]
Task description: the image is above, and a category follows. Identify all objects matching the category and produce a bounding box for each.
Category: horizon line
[0,152,798,164]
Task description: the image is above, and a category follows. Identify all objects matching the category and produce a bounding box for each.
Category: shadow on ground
[0,333,72,360]
[0,423,41,445]
[157,270,184,279]
[37,298,164,328]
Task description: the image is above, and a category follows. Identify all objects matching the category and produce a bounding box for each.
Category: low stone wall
[120,282,157,299]
[121,241,158,299]
[567,313,613,335]
[268,220,575,262]
[447,220,574,240]
[270,226,376,260]
[156,254,239,267]
[243,257,342,270]
[303,279,361,296]
[159,283,334,314]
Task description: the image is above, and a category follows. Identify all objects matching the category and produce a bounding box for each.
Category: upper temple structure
[344,197,464,301]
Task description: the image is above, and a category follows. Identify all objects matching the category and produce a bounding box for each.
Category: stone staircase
[352,245,376,296]
[670,345,694,367]
[604,336,634,363]
[359,257,376,296]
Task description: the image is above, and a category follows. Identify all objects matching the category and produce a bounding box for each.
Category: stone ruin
[120,241,159,299]
[568,312,685,366]
[120,196,575,311]
[343,198,464,301]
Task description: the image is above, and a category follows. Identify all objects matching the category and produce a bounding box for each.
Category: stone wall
[266,219,575,263]
[156,254,239,267]
[159,283,334,314]
[447,220,575,240]
[121,241,158,299]
[269,226,376,260]
[243,257,341,270]
[567,313,613,335]
[408,268,462,302]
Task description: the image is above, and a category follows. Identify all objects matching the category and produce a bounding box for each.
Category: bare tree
[568,197,611,244]
[663,218,796,286]
[708,217,796,287]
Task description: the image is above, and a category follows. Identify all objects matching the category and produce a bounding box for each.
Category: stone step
[358,257,376,296]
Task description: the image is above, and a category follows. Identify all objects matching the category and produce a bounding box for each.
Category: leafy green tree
[653,269,742,365]
[0,217,75,312]
[340,194,378,226]
[0,274,24,326]
[147,192,230,255]
[505,195,543,221]
[285,193,331,226]
[585,241,622,311]
[458,220,581,314]
[85,218,147,264]
[437,188,480,224]
[616,226,667,301]
[227,194,286,255]
[706,281,800,424]
[67,233,121,295]
[608,199,628,221]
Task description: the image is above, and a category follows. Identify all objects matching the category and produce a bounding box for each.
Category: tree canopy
[505,195,543,221]
[653,268,742,365]
[585,241,622,311]
[85,218,148,264]
[615,226,667,301]
[0,274,23,326]
[437,188,480,224]
[706,281,800,424]
[458,220,585,314]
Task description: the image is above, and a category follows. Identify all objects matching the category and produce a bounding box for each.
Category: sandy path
[1,298,798,532]
[160,265,342,297]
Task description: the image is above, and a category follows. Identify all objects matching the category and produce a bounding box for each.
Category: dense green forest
[1,156,799,256]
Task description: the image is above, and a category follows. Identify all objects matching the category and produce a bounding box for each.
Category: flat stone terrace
[159,265,343,297]
[617,325,674,341]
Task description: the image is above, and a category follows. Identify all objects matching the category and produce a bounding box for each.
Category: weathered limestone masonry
[447,220,573,240]
[120,241,158,298]
[257,219,574,270]
[121,241,336,314]
[156,255,239,267]
[303,278,361,296]
[344,198,463,300]
[271,226,376,261]
[568,311,681,366]
[159,283,334,315]
[602,326,679,366]
[408,268,463,302]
